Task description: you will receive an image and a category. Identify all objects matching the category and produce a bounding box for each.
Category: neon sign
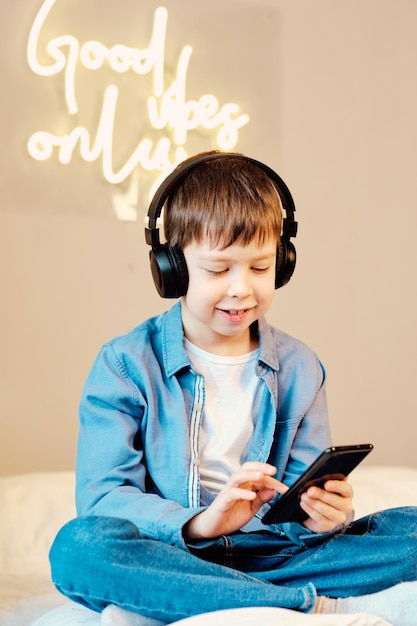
[27,1,250,218]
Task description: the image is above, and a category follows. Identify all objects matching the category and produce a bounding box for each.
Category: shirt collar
[257,316,280,372]
[163,301,191,377]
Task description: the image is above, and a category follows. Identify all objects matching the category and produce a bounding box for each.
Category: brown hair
[164,153,282,250]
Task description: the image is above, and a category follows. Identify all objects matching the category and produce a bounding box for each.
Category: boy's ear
[149,243,189,299]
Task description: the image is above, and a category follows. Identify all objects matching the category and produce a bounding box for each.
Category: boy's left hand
[300,478,354,533]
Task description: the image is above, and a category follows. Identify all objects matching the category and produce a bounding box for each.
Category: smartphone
[261,443,373,525]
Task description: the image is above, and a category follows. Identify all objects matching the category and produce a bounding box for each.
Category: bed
[2,466,417,626]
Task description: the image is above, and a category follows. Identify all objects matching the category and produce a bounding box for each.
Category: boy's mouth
[217,307,252,321]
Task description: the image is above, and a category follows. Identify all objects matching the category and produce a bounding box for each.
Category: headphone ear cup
[275,241,296,289]
[149,244,189,298]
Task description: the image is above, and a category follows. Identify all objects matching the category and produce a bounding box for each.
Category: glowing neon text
[27,0,250,191]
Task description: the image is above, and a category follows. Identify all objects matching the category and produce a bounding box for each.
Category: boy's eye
[205,266,270,275]
[207,268,228,275]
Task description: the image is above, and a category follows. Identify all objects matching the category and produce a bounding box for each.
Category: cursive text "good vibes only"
[27,0,250,190]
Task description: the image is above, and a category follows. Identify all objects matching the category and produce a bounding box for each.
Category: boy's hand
[184,462,286,541]
[300,478,354,533]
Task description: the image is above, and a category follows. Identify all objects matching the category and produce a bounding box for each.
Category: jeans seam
[224,534,234,569]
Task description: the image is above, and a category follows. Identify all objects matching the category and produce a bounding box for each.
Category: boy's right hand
[183,462,286,541]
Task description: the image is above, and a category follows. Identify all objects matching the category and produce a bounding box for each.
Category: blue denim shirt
[76,301,331,548]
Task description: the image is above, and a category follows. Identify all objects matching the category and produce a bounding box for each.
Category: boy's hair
[164,152,283,250]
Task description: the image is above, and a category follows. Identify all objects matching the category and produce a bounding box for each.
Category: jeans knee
[369,506,417,537]
[49,516,140,584]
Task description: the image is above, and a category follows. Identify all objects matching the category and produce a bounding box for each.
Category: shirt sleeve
[281,355,332,487]
[75,343,204,549]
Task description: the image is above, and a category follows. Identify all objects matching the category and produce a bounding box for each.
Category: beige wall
[1,0,416,475]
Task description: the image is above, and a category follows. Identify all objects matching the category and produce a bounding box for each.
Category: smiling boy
[181,238,277,354]
[50,152,417,626]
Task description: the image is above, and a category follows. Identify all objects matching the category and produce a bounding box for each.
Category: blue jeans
[49,507,417,624]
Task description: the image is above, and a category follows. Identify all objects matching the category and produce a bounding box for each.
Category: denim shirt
[76,301,331,548]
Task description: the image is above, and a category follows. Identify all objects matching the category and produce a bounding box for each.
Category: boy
[50,152,417,626]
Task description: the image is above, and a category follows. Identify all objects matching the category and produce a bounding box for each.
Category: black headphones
[145,152,298,298]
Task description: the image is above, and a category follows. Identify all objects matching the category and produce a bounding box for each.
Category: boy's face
[181,236,277,355]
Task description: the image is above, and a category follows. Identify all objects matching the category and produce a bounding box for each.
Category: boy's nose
[227,271,253,298]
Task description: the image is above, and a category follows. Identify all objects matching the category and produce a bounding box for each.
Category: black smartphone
[261,443,373,525]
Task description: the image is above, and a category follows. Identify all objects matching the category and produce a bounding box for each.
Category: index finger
[228,466,287,495]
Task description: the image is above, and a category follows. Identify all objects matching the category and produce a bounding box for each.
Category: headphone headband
[145,152,298,298]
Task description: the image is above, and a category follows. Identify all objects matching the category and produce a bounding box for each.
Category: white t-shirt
[184,339,263,495]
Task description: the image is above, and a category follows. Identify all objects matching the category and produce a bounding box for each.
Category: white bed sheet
[1,466,417,626]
